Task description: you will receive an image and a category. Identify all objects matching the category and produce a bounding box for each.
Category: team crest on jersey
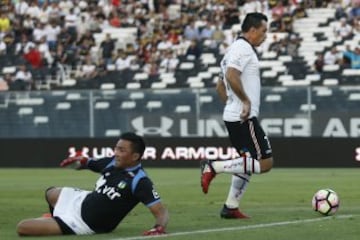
[118,181,127,189]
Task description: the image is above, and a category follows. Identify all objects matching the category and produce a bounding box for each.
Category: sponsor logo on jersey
[117,181,127,189]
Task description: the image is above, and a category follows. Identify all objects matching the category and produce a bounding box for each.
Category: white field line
[111,214,355,240]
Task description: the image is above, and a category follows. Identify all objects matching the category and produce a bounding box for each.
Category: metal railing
[0,86,359,138]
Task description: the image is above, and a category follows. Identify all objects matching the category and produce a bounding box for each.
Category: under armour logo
[68,147,89,158]
[132,116,173,136]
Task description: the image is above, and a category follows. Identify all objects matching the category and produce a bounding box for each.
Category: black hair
[120,132,146,160]
[241,12,268,33]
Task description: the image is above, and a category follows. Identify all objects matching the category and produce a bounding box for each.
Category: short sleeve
[87,157,114,172]
[226,40,254,73]
[134,178,161,207]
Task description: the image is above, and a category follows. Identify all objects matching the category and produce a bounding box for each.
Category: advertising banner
[0,138,359,168]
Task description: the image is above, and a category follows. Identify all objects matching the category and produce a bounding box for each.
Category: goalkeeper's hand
[143,225,166,236]
[60,156,88,169]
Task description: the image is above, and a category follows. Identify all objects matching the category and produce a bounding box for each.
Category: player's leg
[52,187,94,235]
[220,149,251,218]
[222,119,272,218]
[45,187,62,215]
[220,173,250,219]
[16,217,63,236]
[17,187,65,236]
[204,119,273,176]
[201,118,273,193]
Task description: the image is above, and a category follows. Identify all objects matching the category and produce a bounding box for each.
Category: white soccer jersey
[220,38,261,122]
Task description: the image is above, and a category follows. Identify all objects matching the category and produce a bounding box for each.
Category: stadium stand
[0,0,359,138]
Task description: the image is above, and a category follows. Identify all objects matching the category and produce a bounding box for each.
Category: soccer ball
[312,189,340,216]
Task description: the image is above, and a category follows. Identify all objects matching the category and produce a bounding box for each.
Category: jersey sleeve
[133,178,161,207]
[227,41,253,72]
[87,157,115,172]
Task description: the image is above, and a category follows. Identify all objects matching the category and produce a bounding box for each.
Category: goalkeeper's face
[114,139,140,168]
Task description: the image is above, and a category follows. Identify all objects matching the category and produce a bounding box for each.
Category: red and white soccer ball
[312,189,340,216]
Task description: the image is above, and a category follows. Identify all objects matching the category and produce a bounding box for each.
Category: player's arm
[59,155,88,170]
[135,178,169,235]
[60,156,114,172]
[226,67,251,120]
[143,202,169,236]
[216,73,227,103]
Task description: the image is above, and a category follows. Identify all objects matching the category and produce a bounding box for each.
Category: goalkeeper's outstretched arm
[60,156,88,170]
[60,156,115,172]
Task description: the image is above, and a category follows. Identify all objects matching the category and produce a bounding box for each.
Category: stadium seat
[2,66,16,74]
[259,60,283,69]
[262,70,277,78]
[282,79,311,86]
[121,101,136,109]
[261,51,277,60]
[100,83,115,90]
[106,64,116,71]
[278,55,293,63]
[314,87,333,97]
[265,94,282,102]
[126,82,141,89]
[300,103,316,112]
[199,95,213,104]
[129,92,144,100]
[198,71,212,80]
[146,101,162,111]
[105,129,121,137]
[343,69,360,76]
[62,79,77,87]
[201,53,217,66]
[18,107,33,116]
[175,105,191,113]
[322,79,339,86]
[66,93,82,100]
[55,102,71,110]
[348,93,360,101]
[95,101,110,109]
[323,64,340,72]
[208,66,221,75]
[189,81,205,88]
[134,72,149,81]
[305,74,321,83]
[151,82,167,89]
[278,74,294,83]
[33,116,49,125]
[179,62,195,70]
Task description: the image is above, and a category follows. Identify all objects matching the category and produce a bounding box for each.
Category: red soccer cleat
[220,205,250,219]
[200,160,216,194]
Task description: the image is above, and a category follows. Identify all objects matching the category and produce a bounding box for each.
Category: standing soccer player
[200,12,273,219]
[17,132,169,236]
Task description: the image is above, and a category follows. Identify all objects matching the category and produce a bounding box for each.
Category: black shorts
[54,216,75,235]
[225,117,272,160]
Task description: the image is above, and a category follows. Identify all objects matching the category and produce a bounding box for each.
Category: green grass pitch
[0,168,359,240]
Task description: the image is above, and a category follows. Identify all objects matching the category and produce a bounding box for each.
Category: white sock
[225,174,251,209]
[212,156,261,174]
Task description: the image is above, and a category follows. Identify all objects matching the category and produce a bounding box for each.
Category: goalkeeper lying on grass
[16,132,169,236]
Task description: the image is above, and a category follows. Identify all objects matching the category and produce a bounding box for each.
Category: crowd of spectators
[313,0,360,73]
[0,0,358,92]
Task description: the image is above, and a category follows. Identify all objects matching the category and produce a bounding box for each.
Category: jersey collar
[238,36,258,56]
[124,163,142,172]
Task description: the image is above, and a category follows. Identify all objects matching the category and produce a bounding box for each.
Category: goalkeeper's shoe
[200,160,216,194]
[220,205,250,219]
